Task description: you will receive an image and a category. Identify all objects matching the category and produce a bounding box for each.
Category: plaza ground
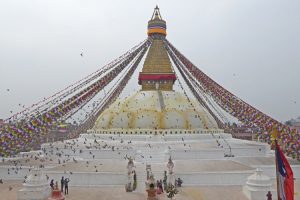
[1,180,300,200]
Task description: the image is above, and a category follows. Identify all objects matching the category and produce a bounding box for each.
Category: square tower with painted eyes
[138,6,176,91]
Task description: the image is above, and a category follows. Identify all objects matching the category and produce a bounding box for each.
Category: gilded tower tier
[138,6,176,91]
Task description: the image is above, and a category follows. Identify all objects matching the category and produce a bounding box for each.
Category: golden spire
[138,6,176,91]
[147,6,167,37]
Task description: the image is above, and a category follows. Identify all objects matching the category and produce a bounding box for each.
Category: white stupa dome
[93,90,219,131]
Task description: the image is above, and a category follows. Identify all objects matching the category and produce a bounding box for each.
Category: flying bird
[80,52,83,57]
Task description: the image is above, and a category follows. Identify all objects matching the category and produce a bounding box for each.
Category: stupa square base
[17,187,51,200]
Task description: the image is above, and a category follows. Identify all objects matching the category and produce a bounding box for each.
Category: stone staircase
[134,162,165,193]
[134,166,147,193]
[132,135,168,192]
[136,148,167,163]
[157,90,165,110]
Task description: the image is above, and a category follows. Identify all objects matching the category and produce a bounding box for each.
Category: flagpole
[275,139,280,200]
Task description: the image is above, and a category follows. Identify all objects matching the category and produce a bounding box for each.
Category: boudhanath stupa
[0,6,299,200]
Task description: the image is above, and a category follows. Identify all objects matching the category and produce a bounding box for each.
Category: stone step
[137,160,165,163]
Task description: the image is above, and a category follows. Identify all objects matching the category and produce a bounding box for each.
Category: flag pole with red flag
[275,139,294,200]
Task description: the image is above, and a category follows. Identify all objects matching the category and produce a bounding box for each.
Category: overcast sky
[0,0,299,122]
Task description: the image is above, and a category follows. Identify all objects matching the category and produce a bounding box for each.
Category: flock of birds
[0,133,199,183]
[0,132,211,192]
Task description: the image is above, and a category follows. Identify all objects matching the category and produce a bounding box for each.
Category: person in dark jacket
[60,176,64,192]
[64,178,70,195]
[50,179,54,190]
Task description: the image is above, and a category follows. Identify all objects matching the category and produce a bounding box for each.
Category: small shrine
[243,168,276,200]
[17,168,51,200]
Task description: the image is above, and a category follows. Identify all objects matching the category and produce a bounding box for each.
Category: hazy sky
[0,0,299,122]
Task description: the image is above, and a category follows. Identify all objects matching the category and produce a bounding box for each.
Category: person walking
[50,179,54,190]
[60,176,64,193]
[159,179,164,193]
[64,178,70,195]
[133,170,137,191]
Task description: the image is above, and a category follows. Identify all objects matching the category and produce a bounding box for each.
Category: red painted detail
[138,73,176,82]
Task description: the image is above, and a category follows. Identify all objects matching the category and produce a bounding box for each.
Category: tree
[166,184,178,199]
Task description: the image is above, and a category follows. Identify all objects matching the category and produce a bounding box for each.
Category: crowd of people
[151,170,183,196]
[49,176,70,195]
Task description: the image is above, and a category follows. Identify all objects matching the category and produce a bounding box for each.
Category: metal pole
[274,140,280,200]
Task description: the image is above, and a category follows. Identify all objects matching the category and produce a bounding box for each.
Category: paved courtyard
[1,180,300,200]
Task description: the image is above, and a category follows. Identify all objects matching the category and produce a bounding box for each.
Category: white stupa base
[17,187,51,200]
[17,167,51,200]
